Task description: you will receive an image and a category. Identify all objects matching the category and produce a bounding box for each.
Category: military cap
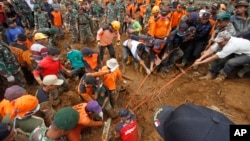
[201,12,210,19]
[217,13,231,21]
[235,0,249,8]
[186,6,194,12]
[53,107,79,131]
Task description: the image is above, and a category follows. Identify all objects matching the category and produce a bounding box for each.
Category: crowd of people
[0,0,249,140]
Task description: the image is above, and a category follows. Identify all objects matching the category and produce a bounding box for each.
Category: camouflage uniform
[11,0,34,28]
[34,10,51,29]
[90,0,104,33]
[69,1,79,10]
[0,43,25,87]
[117,0,126,34]
[65,9,78,42]
[76,11,95,43]
[144,5,153,26]
[30,126,67,141]
[105,2,119,24]
[1,114,45,141]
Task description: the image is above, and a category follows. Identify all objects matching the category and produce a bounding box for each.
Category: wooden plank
[102,118,112,141]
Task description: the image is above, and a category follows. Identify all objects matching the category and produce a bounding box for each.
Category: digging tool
[102,118,112,141]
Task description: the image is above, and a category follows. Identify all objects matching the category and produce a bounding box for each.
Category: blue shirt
[6,26,24,43]
[67,49,85,68]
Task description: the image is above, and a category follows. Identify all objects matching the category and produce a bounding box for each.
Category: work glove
[7,75,15,82]
[116,40,120,46]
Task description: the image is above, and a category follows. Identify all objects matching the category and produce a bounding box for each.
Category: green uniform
[69,1,79,10]
[105,2,119,24]
[76,12,94,43]
[144,5,153,26]
[117,0,126,34]
[11,0,34,28]
[34,11,51,29]
[0,43,25,87]
[66,9,78,42]
[2,115,45,141]
[90,1,103,33]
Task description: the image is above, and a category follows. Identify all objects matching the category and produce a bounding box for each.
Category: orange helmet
[111,21,120,30]
[152,6,160,14]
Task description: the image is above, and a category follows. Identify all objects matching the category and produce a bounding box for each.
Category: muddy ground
[27,32,250,141]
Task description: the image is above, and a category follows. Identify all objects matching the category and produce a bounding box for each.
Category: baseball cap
[119,108,132,119]
[81,47,95,56]
[53,107,79,131]
[217,13,231,21]
[106,58,119,72]
[4,85,27,101]
[0,123,11,139]
[84,76,97,85]
[201,12,210,19]
[214,31,231,42]
[34,33,48,40]
[86,100,102,114]
[42,75,64,86]
[10,95,39,119]
[211,2,220,10]
[153,103,234,141]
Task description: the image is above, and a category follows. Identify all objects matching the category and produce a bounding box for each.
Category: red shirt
[33,56,63,77]
[118,117,140,141]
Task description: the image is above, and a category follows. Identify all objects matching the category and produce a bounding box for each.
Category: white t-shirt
[211,37,250,58]
[123,40,141,60]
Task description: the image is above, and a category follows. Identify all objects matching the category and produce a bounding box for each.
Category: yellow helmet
[34,33,48,40]
[111,21,120,31]
[152,6,160,14]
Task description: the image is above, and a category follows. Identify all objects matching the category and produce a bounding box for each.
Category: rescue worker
[171,4,185,30]
[105,0,119,24]
[65,45,85,79]
[125,14,142,36]
[67,100,104,141]
[194,31,250,81]
[65,3,78,43]
[1,95,45,141]
[96,20,121,61]
[35,75,64,126]
[117,0,126,34]
[33,47,71,91]
[114,108,140,141]
[144,0,155,27]
[51,5,64,39]
[94,77,117,118]
[30,33,48,63]
[81,47,102,73]
[90,0,103,33]
[30,107,79,141]
[230,1,250,77]
[122,39,150,74]
[0,41,25,87]
[181,12,212,66]
[35,27,58,48]
[152,8,171,39]
[78,75,97,102]
[5,20,25,44]
[210,2,226,20]
[76,7,94,44]
[34,4,51,30]
[8,34,34,85]
[86,58,127,107]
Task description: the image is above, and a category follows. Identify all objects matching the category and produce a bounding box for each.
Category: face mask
[52,56,60,61]
[98,111,104,120]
